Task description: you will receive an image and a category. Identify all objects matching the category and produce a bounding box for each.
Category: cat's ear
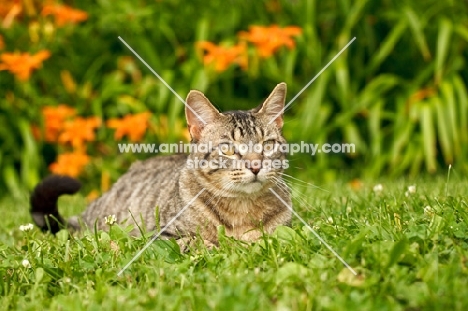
[186,90,220,141]
[256,82,287,128]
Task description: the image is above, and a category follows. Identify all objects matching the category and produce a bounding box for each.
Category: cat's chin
[232,181,265,195]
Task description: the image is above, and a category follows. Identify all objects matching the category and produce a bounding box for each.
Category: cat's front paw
[176,237,218,252]
[203,239,217,250]
[176,237,192,253]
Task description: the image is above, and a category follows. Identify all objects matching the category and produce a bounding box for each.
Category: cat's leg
[202,239,217,249]
[176,237,218,252]
[176,237,192,252]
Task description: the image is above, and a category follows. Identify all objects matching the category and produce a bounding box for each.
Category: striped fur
[31,83,292,245]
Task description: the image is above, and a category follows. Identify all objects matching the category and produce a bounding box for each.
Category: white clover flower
[405,185,416,197]
[19,223,34,232]
[424,206,433,214]
[104,214,117,226]
[373,184,383,193]
[22,259,31,268]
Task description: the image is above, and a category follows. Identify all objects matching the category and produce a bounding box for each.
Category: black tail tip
[30,175,81,233]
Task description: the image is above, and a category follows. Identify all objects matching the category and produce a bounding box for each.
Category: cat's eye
[263,140,276,153]
[219,143,236,156]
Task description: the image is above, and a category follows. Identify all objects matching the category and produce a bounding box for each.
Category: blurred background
[0,0,467,198]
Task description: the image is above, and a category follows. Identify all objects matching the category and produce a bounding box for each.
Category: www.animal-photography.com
[1,0,467,310]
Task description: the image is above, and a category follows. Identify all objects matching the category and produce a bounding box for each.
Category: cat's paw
[176,237,218,252]
[203,239,217,250]
[176,237,192,253]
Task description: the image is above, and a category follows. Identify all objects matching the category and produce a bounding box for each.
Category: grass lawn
[1,175,467,310]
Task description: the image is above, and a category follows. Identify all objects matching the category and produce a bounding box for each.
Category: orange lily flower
[106,112,151,142]
[42,4,88,27]
[58,116,101,148]
[196,41,247,72]
[0,50,50,81]
[407,87,436,106]
[86,189,100,203]
[238,25,302,58]
[1,0,22,28]
[42,105,77,141]
[49,152,90,177]
[348,179,363,191]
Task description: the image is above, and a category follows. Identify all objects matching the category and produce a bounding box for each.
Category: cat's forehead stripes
[234,127,242,140]
[255,127,264,140]
[223,111,265,140]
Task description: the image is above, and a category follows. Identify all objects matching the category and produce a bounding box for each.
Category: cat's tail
[30,175,81,233]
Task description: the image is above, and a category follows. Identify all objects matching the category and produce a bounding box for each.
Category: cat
[30,83,292,248]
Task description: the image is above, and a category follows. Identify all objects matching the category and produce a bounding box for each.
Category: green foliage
[1,179,468,309]
[1,0,468,194]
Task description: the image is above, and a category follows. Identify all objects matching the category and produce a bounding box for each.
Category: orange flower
[106,112,151,142]
[265,0,282,13]
[58,116,101,148]
[0,50,50,81]
[0,1,22,28]
[196,41,247,72]
[238,25,302,58]
[49,152,90,177]
[0,35,4,50]
[407,87,436,106]
[348,179,363,191]
[42,105,77,141]
[86,189,100,203]
[42,4,88,27]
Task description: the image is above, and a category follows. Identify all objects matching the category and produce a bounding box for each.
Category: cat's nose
[244,152,263,175]
[247,159,262,175]
[250,167,260,175]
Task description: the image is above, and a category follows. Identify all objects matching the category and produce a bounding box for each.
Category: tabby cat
[30,83,292,247]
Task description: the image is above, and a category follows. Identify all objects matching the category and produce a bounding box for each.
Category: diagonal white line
[117,188,205,276]
[268,37,357,124]
[118,36,207,125]
[269,188,357,275]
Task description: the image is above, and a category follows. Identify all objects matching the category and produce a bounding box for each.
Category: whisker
[279,173,329,192]
[271,177,318,213]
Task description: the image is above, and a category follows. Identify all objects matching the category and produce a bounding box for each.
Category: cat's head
[185,83,288,196]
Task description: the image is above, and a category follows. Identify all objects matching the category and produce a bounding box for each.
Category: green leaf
[18,120,40,190]
[274,225,301,242]
[343,0,369,33]
[335,56,350,107]
[386,238,408,269]
[403,7,431,60]
[35,268,44,284]
[275,262,310,284]
[453,75,468,143]
[435,97,453,164]
[435,18,452,83]
[420,103,436,172]
[368,19,407,74]
[455,24,468,42]
[3,164,21,199]
[440,81,459,155]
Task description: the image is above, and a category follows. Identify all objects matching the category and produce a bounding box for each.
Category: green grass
[1,177,468,310]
